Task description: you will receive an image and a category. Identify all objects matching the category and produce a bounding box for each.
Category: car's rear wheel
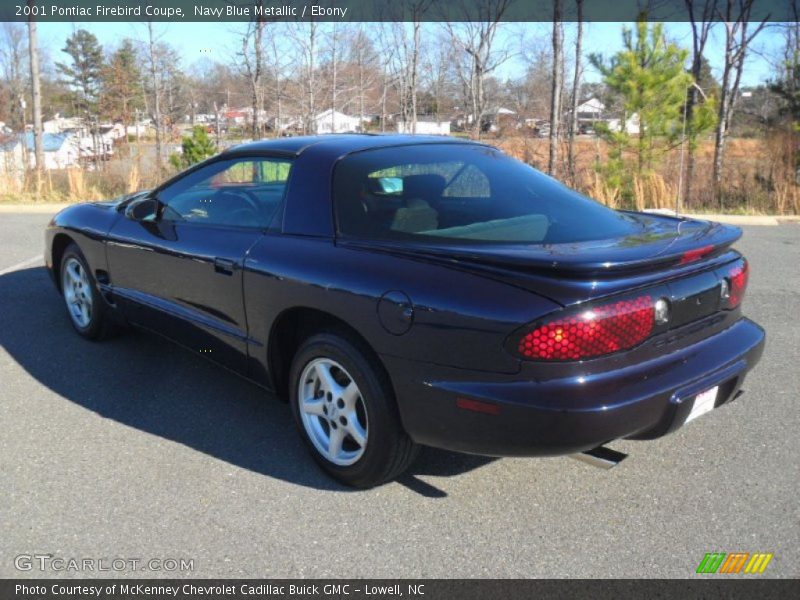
[60,244,113,340]
[289,331,419,487]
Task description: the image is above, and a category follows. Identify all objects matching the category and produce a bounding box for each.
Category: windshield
[332,144,638,245]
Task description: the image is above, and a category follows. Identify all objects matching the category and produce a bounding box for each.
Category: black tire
[289,331,419,488]
[59,243,114,340]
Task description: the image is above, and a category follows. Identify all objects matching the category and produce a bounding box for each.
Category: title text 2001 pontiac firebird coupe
[45,135,764,487]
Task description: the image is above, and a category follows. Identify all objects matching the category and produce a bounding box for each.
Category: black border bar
[2,579,800,600]
[0,0,796,23]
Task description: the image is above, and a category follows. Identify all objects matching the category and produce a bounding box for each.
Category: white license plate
[686,386,719,423]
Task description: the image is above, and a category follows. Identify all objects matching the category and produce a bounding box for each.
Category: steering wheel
[213,188,261,214]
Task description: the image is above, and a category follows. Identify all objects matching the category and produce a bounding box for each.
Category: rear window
[332,144,637,244]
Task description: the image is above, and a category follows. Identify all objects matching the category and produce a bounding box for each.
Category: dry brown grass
[496,134,798,215]
[633,173,677,211]
[1,135,797,214]
[0,143,172,203]
[0,171,24,196]
[126,162,141,194]
[586,172,621,209]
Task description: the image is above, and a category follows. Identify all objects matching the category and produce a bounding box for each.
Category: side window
[158,157,292,228]
[443,164,490,198]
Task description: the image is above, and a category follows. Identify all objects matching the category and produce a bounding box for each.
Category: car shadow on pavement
[0,267,495,496]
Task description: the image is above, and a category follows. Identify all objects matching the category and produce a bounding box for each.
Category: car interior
[162,182,287,228]
[340,166,550,243]
[159,159,291,229]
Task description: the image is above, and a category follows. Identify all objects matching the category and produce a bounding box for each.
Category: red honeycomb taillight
[725,259,749,308]
[516,295,655,361]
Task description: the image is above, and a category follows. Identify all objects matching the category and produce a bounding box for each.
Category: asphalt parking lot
[0,211,797,578]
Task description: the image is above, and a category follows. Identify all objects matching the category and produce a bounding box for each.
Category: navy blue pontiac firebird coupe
[45,135,765,487]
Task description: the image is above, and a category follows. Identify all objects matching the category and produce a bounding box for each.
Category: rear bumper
[384,317,765,456]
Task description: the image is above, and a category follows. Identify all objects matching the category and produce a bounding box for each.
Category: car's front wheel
[289,331,419,487]
[60,243,113,340]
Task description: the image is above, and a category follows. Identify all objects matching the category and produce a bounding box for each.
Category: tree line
[1,0,797,210]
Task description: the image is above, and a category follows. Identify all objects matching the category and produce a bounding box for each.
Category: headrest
[403,174,447,201]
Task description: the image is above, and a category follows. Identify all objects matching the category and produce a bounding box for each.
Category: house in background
[396,119,451,135]
[98,123,126,142]
[574,97,605,125]
[224,109,248,125]
[125,119,155,138]
[76,134,114,162]
[482,107,518,133]
[42,115,85,135]
[314,109,361,134]
[566,98,640,135]
[268,115,304,134]
[0,132,82,172]
[30,132,82,169]
[607,113,641,135]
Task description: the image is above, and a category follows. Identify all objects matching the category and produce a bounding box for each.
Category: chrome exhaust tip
[571,445,628,469]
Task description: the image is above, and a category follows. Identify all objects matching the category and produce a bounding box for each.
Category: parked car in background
[45,135,764,487]
[535,123,551,138]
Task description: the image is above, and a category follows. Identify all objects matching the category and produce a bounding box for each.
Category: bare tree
[548,0,563,175]
[383,3,430,134]
[26,4,43,182]
[379,50,393,132]
[266,24,291,137]
[291,21,318,133]
[145,21,163,172]
[240,17,265,139]
[328,23,339,132]
[566,0,583,184]
[515,26,555,124]
[347,26,380,129]
[713,0,768,203]
[1,23,28,133]
[421,31,457,122]
[684,0,717,206]
[446,0,511,138]
[408,18,421,132]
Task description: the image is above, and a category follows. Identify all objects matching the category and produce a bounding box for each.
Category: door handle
[213,257,236,275]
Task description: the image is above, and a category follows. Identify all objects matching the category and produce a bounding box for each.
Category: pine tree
[170,126,216,169]
[771,64,800,122]
[56,29,104,115]
[589,21,693,198]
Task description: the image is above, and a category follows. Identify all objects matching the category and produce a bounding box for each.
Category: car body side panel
[104,217,262,374]
[242,233,562,385]
[45,202,122,287]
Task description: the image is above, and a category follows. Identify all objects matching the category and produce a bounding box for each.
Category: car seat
[390,174,444,233]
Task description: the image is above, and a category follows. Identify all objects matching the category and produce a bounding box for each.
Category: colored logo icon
[696,552,773,574]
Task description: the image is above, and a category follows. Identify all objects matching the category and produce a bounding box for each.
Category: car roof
[221,134,485,157]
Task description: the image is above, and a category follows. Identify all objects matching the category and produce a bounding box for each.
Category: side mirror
[126,197,159,222]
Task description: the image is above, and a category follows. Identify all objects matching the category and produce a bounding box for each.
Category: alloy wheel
[298,357,369,466]
[62,257,93,328]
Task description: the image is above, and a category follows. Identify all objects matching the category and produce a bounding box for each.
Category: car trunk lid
[341,213,743,311]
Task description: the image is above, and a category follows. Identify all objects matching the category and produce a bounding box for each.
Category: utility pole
[27,0,44,187]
